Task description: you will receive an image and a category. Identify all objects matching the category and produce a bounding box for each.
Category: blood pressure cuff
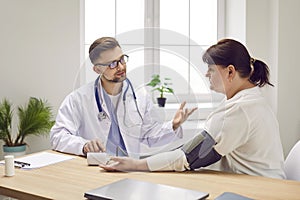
[182,130,221,170]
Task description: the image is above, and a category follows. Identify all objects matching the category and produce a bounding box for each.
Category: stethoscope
[94,76,143,127]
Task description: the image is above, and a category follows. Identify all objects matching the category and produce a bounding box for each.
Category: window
[83,0,224,118]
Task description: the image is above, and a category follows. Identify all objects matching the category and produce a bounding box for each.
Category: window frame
[143,0,225,103]
[81,0,225,106]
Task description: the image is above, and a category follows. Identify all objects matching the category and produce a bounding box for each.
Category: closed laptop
[84,178,209,200]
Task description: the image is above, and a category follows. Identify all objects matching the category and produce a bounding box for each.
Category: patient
[100,39,286,179]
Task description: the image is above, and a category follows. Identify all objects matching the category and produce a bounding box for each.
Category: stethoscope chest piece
[98,112,106,121]
[94,76,142,124]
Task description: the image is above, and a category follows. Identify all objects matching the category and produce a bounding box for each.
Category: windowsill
[153,102,215,141]
[153,102,218,121]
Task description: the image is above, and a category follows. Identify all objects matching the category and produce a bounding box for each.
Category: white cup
[4,155,15,177]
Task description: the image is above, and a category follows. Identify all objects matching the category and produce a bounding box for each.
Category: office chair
[284,140,300,181]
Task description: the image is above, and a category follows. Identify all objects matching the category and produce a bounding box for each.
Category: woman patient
[100,39,286,179]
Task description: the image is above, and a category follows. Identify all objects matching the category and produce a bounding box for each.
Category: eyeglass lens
[108,55,128,69]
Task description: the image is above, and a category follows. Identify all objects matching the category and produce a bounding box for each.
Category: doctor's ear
[93,65,102,74]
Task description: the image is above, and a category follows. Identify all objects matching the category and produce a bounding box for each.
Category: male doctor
[50,37,196,157]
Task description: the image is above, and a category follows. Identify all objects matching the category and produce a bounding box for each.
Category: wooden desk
[1,151,300,200]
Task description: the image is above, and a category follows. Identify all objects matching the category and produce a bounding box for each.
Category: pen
[105,157,112,165]
[116,146,128,157]
[14,161,31,167]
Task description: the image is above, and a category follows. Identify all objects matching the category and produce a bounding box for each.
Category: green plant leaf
[0,97,54,146]
[146,74,174,98]
[0,99,13,145]
[16,97,55,145]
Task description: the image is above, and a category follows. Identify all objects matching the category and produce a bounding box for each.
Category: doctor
[50,37,197,157]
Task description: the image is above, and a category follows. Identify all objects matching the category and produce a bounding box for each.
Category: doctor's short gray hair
[89,37,121,65]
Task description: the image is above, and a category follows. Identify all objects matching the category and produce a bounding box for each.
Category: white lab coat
[50,78,183,157]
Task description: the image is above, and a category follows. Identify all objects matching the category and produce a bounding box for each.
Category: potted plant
[146,74,174,107]
[0,97,54,157]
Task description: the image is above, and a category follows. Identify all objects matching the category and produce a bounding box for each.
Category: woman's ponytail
[249,59,274,87]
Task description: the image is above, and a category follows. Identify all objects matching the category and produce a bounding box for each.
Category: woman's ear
[227,65,236,82]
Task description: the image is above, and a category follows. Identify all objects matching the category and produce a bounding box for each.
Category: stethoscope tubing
[94,76,143,123]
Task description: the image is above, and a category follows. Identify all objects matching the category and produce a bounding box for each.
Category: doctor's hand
[83,139,106,155]
[99,156,149,172]
[172,101,198,130]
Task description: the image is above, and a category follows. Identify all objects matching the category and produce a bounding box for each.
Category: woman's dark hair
[202,39,273,87]
[89,37,121,65]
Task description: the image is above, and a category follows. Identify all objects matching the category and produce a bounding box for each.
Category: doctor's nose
[116,62,126,70]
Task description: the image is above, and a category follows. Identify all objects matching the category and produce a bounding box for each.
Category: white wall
[246,0,300,156]
[225,0,246,42]
[277,0,300,156]
[245,0,278,112]
[0,0,80,158]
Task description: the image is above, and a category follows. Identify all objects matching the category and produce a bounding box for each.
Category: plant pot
[3,145,26,158]
[157,97,167,107]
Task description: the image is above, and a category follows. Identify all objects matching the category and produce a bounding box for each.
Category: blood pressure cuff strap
[182,130,221,170]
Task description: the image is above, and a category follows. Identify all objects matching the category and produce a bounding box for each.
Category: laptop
[84,178,209,200]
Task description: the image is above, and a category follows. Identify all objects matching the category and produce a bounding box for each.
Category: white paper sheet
[1,152,74,169]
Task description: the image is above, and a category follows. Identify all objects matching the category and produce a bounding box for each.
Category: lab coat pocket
[123,106,143,128]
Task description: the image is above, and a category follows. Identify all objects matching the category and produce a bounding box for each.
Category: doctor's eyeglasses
[95,54,129,69]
